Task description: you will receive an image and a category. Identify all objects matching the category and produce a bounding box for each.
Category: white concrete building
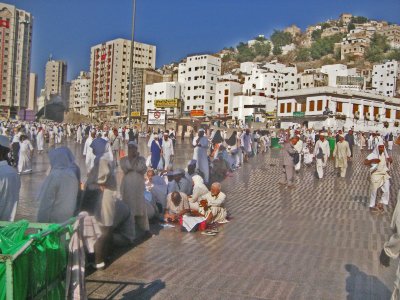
[240,62,259,75]
[45,60,67,100]
[70,71,91,116]
[0,3,33,118]
[231,93,275,122]
[28,73,37,111]
[320,64,363,90]
[144,81,181,117]
[372,60,400,97]
[89,38,156,119]
[36,89,46,111]
[178,54,221,115]
[242,61,300,98]
[277,86,400,132]
[215,80,242,116]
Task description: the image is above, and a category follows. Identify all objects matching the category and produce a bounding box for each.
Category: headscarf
[90,137,113,162]
[225,131,237,146]
[48,147,78,179]
[191,175,209,202]
[212,130,223,144]
[192,175,204,186]
[371,141,389,159]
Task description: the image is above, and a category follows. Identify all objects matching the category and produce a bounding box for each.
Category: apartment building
[70,71,91,116]
[27,73,37,111]
[89,38,156,119]
[380,24,400,49]
[242,61,300,98]
[178,54,221,116]
[372,60,400,97]
[215,80,242,116]
[45,60,67,100]
[144,81,181,117]
[0,3,33,118]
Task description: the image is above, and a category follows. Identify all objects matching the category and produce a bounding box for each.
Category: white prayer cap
[319,132,326,136]
[0,135,10,148]
[198,128,205,133]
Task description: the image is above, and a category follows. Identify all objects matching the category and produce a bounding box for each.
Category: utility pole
[127,0,137,127]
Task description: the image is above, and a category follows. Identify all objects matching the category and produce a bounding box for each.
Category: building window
[287,103,292,113]
[317,100,323,111]
[301,103,306,112]
[363,105,369,116]
[373,107,379,116]
[386,109,391,118]
[353,104,359,114]
[224,97,228,105]
[309,100,315,112]
[396,110,400,120]
[224,89,229,95]
[280,103,285,113]
[336,102,343,113]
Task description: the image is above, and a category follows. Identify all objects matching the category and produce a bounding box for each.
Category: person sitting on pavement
[188,175,209,210]
[196,182,229,224]
[164,191,190,223]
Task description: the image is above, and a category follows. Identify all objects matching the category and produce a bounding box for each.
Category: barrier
[0,219,75,300]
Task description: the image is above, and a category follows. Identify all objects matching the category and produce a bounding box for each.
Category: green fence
[0,219,75,300]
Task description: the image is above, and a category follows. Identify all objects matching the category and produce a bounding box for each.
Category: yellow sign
[155,99,178,108]
[131,111,141,117]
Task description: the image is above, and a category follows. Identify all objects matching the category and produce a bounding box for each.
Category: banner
[131,111,141,117]
[155,99,178,108]
[148,110,166,125]
[190,110,205,117]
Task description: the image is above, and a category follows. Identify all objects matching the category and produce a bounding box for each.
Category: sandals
[201,231,217,236]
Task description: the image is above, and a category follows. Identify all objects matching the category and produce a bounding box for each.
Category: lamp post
[127,0,137,127]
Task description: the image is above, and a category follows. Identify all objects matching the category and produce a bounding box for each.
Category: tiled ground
[85,145,399,300]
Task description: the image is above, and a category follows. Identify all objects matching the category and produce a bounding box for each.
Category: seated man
[164,191,190,222]
[197,182,228,224]
[173,168,192,196]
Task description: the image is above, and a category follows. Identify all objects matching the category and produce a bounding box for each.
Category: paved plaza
[15,138,399,299]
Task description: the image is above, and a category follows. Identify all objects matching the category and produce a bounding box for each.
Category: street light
[127,0,137,127]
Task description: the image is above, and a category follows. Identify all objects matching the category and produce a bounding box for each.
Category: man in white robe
[161,131,174,170]
[313,132,330,179]
[193,129,209,184]
[0,135,20,221]
[83,131,96,173]
[364,142,392,213]
[333,134,351,178]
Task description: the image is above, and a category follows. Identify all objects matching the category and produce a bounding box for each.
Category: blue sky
[8,0,400,91]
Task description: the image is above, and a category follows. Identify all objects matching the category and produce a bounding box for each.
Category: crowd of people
[0,119,398,272]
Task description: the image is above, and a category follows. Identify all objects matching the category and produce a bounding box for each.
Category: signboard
[190,110,205,117]
[155,99,178,108]
[130,111,141,117]
[293,111,305,117]
[148,110,166,125]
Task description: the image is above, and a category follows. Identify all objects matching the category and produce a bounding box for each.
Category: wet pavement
[15,137,399,299]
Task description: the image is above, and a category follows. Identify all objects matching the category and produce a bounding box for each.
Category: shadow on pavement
[86,279,165,299]
[345,264,391,300]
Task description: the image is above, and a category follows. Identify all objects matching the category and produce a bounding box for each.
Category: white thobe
[193,136,209,184]
[36,131,44,151]
[18,140,33,173]
[83,137,95,173]
[162,138,174,169]
[314,139,330,179]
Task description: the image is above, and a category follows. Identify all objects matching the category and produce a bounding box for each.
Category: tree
[252,41,271,57]
[365,33,390,63]
[270,30,293,48]
[351,16,368,24]
[272,45,282,56]
[311,29,322,41]
[295,47,310,61]
[309,33,343,59]
[320,22,331,30]
[347,23,355,31]
[255,36,267,42]
[387,49,400,61]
